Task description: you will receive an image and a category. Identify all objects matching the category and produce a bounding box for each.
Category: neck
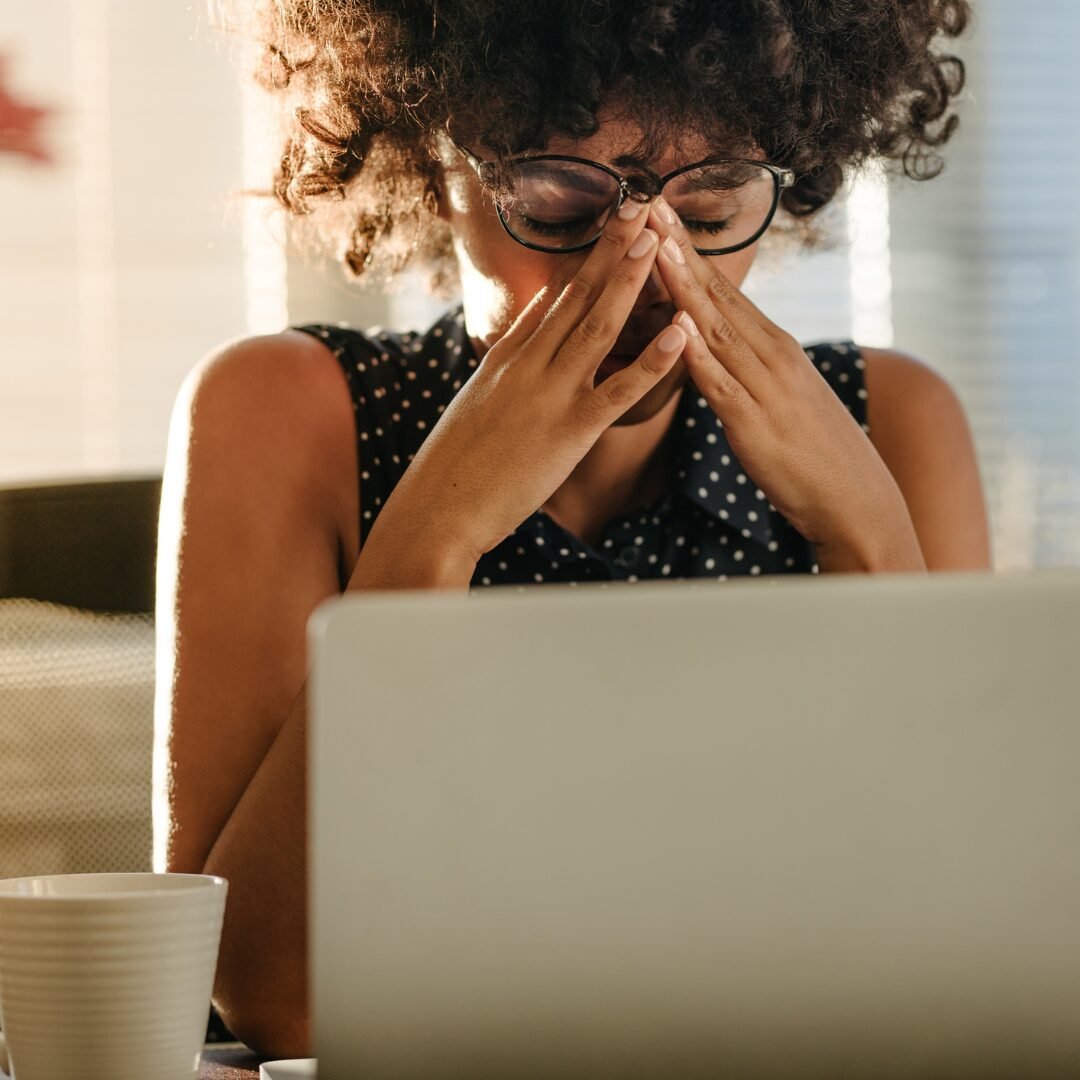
[541,387,683,547]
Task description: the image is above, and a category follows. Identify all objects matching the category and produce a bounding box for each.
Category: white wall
[0,0,247,481]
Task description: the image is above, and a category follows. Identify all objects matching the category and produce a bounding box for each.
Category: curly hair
[217,0,972,298]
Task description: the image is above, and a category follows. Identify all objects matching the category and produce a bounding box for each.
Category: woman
[157,0,990,1056]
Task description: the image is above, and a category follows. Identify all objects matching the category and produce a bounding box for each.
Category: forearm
[202,530,477,1055]
[814,499,928,575]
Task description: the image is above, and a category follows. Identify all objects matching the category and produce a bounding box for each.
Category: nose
[632,252,674,314]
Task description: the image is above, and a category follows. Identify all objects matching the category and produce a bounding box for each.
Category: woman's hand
[363,200,689,567]
[647,196,926,573]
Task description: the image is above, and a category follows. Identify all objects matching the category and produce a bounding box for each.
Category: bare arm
[861,347,993,572]
[155,330,476,1056]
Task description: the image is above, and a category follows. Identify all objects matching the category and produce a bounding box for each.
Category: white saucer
[259,1059,317,1080]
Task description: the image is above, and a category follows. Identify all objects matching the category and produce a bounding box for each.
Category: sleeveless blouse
[293,302,870,588]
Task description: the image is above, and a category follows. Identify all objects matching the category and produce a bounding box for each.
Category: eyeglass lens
[495,159,777,252]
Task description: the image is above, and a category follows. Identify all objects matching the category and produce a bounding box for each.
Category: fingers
[549,224,662,374]
[673,309,758,417]
[590,320,686,420]
[483,281,563,364]
[526,197,656,358]
[648,196,780,353]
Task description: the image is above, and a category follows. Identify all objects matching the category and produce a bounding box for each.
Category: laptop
[302,569,1080,1079]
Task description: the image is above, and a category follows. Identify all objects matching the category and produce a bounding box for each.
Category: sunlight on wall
[846,164,894,350]
[240,44,288,335]
[70,0,121,472]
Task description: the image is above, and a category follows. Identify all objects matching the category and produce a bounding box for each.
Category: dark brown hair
[220,0,972,297]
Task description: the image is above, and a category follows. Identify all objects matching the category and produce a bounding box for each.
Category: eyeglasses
[447,134,795,256]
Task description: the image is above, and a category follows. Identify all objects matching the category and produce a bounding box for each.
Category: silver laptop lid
[310,570,1080,1079]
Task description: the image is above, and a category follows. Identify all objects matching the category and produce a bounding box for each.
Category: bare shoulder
[179,329,354,461]
[172,329,360,567]
[857,345,993,571]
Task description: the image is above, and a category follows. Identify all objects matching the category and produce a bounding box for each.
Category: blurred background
[2,0,1078,571]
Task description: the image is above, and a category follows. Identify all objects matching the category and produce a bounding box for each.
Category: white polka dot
[748,511,758,522]
[785,556,795,567]
[685,417,696,427]
[534,573,544,582]
[698,487,709,498]
[721,454,731,466]
[767,540,779,552]
[821,360,831,372]
[736,473,747,484]
[706,432,718,444]
[857,388,868,400]
[708,471,720,482]
[704,558,716,570]
[634,536,644,545]
[733,550,744,561]
[661,564,672,576]
[725,492,737,503]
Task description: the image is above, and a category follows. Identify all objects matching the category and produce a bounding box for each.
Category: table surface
[200,1044,267,1078]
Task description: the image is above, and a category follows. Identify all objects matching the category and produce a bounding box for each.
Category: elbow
[210,920,311,1058]
[203,846,310,1058]
[212,984,310,1059]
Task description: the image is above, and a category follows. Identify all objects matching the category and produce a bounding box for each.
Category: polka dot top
[293,301,870,588]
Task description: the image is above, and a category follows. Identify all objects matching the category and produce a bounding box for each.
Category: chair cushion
[0,598,155,877]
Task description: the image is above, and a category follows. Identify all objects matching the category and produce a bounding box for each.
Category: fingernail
[658,325,686,353]
[675,310,699,337]
[628,229,657,258]
[663,235,685,265]
[618,197,646,221]
[655,198,677,226]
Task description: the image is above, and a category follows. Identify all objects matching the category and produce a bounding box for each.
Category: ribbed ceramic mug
[0,873,227,1080]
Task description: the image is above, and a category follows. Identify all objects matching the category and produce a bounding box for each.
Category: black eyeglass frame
[447,135,796,257]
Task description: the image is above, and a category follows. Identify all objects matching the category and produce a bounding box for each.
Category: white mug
[0,873,227,1080]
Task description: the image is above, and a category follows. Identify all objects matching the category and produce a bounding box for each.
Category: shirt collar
[671,385,776,549]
